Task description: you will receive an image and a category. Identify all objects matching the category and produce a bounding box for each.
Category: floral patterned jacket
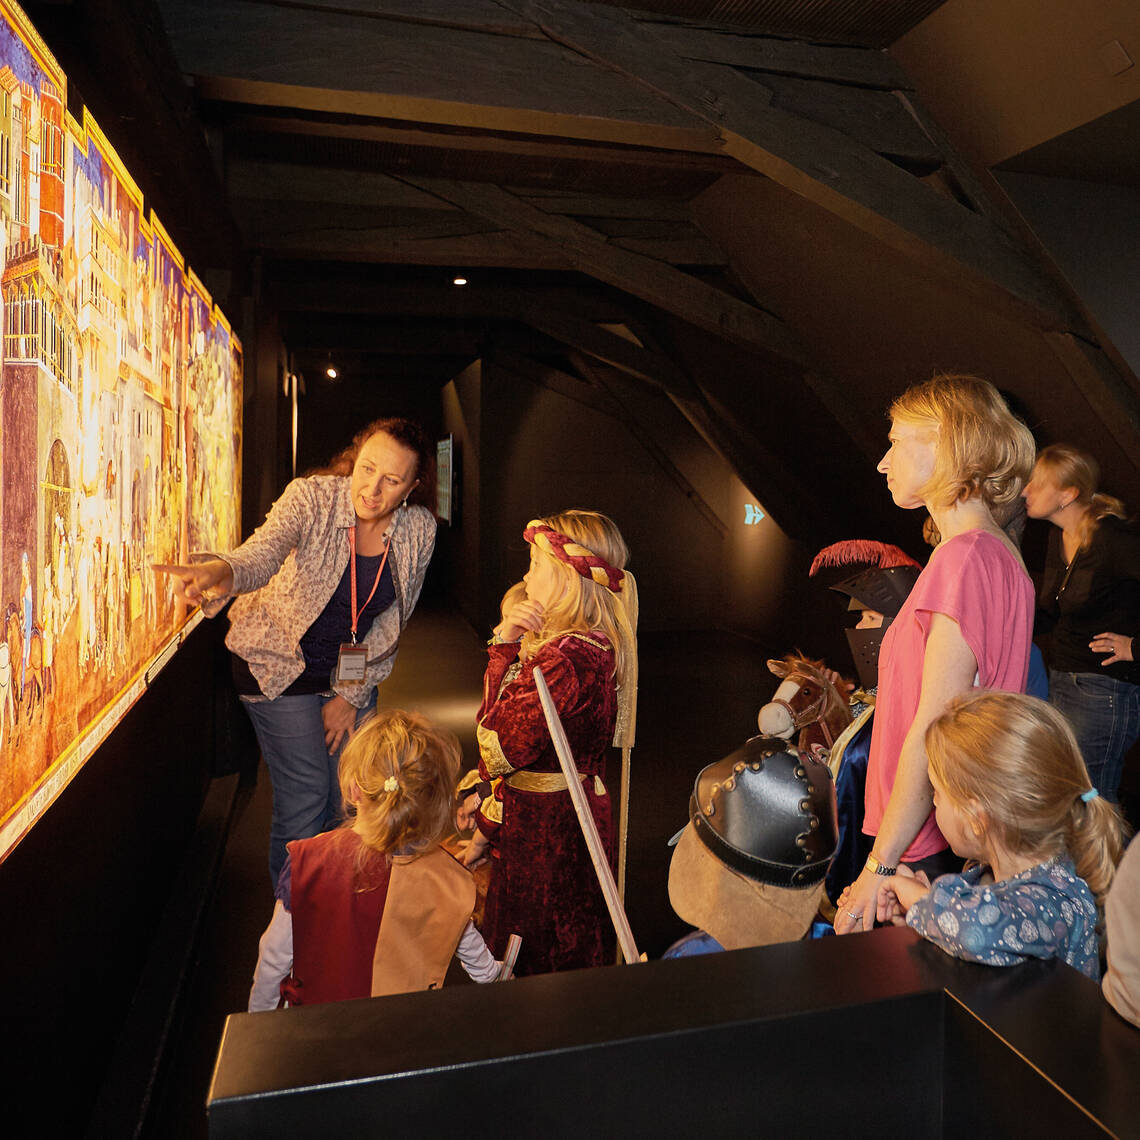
[199,476,435,705]
[906,855,1100,979]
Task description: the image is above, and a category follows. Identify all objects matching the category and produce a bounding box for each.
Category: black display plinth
[208,926,1140,1139]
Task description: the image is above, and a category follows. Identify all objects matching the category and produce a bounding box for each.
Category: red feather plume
[810,540,921,577]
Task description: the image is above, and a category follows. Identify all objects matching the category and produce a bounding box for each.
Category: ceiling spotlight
[325,365,338,380]
[452,276,467,287]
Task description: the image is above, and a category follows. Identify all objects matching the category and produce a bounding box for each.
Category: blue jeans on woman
[241,692,376,887]
[1049,669,1140,804]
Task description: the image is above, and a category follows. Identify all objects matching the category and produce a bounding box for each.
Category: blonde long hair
[925,691,1125,913]
[889,374,1035,513]
[522,510,638,746]
[1034,443,1128,550]
[338,709,460,860]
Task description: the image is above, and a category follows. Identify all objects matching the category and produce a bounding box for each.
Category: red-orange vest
[286,828,475,1005]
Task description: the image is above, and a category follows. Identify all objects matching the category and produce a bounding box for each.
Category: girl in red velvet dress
[464,511,638,975]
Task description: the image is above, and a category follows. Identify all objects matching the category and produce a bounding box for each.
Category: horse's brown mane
[769,651,852,730]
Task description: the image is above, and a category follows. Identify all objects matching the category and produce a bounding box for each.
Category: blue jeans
[1049,670,1140,804]
[241,692,376,887]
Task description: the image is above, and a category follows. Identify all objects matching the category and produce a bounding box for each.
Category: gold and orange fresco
[0,0,242,861]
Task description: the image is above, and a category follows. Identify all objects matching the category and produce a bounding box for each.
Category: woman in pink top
[834,375,1036,935]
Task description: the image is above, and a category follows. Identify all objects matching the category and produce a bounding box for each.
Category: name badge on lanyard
[336,526,391,684]
[336,644,368,683]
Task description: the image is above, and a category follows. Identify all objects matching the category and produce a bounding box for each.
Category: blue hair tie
[1080,788,1099,803]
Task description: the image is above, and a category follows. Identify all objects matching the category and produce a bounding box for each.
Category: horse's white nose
[757,701,794,738]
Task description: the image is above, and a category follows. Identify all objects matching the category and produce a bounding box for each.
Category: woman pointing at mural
[155,418,436,887]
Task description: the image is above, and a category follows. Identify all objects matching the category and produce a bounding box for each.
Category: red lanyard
[348,526,391,644]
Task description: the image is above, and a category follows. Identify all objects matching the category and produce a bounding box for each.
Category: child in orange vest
[249,709,499,1010]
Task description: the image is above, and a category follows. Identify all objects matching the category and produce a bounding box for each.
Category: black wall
[0,619,221,1137]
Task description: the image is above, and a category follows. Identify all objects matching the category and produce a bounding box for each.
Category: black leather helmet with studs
[689,735,838,889]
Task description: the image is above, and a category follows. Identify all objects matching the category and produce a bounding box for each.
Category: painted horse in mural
[757,653,852,763]
[5,603,44,728]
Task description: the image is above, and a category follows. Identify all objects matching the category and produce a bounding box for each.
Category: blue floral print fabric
[906,855,1100,979]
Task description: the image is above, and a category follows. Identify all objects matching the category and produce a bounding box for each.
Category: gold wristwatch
[866,853,897,876]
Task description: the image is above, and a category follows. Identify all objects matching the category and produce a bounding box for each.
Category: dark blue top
[232,550,395,696]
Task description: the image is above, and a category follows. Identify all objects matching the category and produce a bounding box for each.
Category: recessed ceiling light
[452,276,467,286]
[325,366,338,380]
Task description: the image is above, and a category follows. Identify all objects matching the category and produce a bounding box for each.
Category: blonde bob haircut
[338,709,461,859]
[925,690,1125,913]
[889,374,1035,513]
[522,509,637,693]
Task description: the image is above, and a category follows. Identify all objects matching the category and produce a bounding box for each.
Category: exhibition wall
[0,0,242,863]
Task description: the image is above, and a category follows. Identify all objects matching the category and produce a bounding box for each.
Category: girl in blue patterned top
[873,691,1125,979]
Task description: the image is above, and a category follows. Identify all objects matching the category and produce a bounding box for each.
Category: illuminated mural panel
[0,0,242,862]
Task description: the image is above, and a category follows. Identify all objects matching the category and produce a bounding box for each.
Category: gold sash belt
[506,770,606,796]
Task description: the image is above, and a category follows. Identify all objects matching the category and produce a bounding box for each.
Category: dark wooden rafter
[1044,333,1140,452]
[397,175,812,369]
[203,0,546,40]
[162,0,720,153]
[390,176,888,468]
[284,320,483,357]
[157,0,1140,468]
[492,0,1083,330]
[268,278,636,323]
[493,349,612,414]
[219,116,738,179]
[498,298,694,392]
[604,310,828,534]
[510,306,820,537]
[643,22,913,88]
[720,259,885,462]
[226,160,726,266]
[757,74,941,169]
[565,350,728,537]
[170,0,1088,333]
[481,290,815,530]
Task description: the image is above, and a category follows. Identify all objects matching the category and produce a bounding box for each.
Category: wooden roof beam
[160,0,719,153]
[214,115,741,177]
[268,278,636,323]
[399,175,812,370]
[644,21,912,89]
[566,351,728,538]
[498,0,1082,331]
[501,303,691,393]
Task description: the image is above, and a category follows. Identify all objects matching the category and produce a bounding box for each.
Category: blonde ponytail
[925,692,1128,922]
[1065,792,1127,914]
[1035,444,1130,550]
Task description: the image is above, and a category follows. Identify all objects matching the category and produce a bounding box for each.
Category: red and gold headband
[524,521,625,593]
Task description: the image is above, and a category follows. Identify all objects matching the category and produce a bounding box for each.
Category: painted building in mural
[0,0,242,860]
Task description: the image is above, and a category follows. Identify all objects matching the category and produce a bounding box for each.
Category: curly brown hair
[315,418,436,511]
